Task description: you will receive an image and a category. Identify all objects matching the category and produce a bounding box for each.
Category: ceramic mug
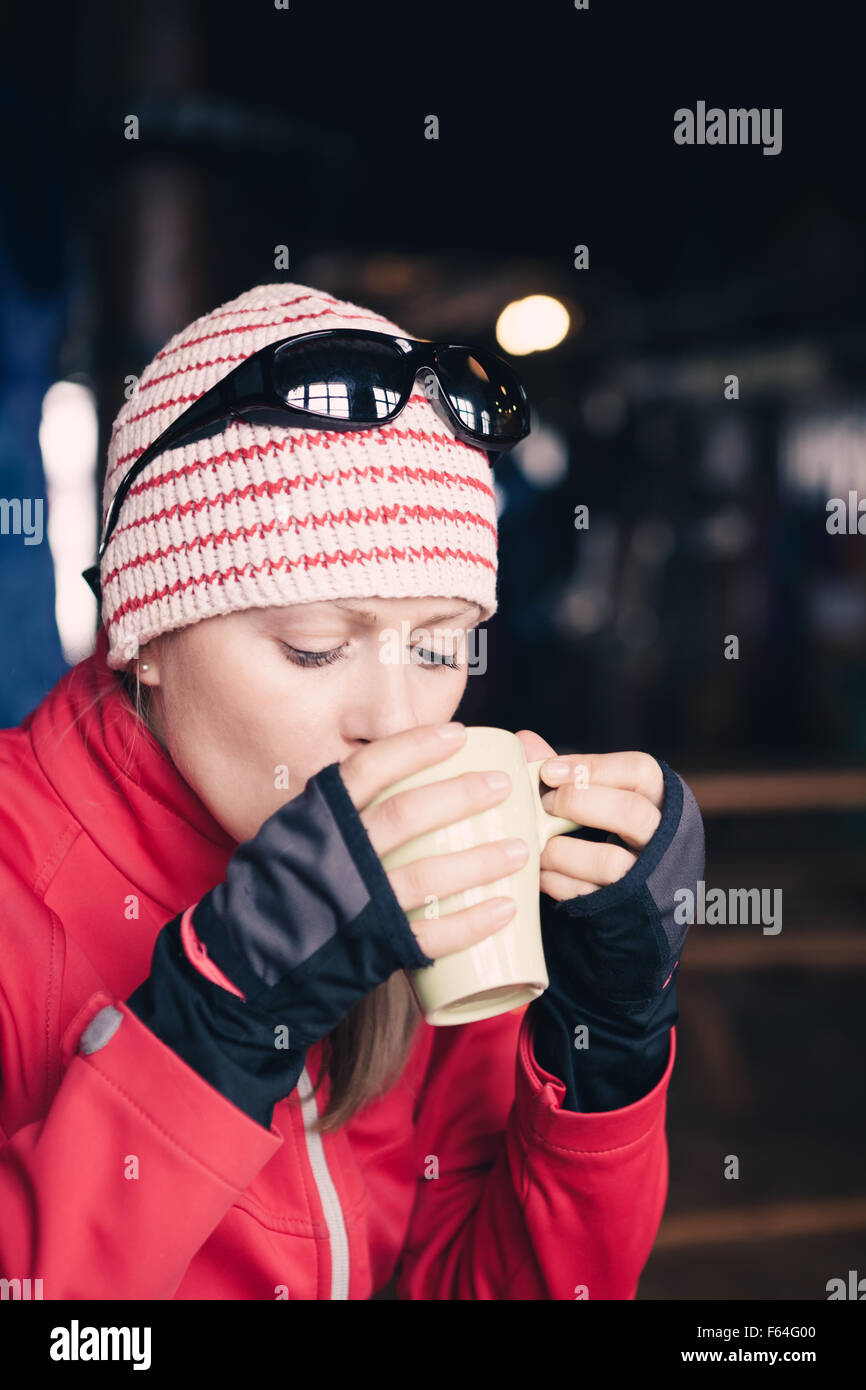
[366,726,581,1025]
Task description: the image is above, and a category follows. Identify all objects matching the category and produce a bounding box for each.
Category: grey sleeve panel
[645,773,705,957]
[203,770,373,989]
[79,1005,124,1055]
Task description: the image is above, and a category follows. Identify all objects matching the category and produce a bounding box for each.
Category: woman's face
[137,596,482,843]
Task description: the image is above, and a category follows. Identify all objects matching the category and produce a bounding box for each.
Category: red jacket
[0,626,676,1300]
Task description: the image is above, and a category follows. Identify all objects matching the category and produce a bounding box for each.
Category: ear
[136,639,162,687]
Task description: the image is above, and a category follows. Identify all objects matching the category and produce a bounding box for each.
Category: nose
[348,689,419,745]
[341,646,432,745]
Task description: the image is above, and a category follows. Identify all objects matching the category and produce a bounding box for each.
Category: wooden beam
[682,931,866,969]
[655,1197,866,1250]
[678,769,866,815]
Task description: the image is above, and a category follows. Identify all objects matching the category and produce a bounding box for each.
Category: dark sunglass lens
[434,348,528,443]
[272,335,405,422]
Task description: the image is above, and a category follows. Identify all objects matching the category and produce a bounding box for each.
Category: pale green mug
[366,726,581,1025]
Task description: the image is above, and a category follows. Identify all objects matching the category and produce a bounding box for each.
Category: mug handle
[526,759,582,850]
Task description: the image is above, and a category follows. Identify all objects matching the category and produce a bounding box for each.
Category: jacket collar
[26,625,238,913]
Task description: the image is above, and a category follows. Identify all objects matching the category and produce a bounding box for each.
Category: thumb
[514,728,558,766]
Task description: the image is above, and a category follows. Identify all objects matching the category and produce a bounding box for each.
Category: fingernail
[503,838,529,862]
[485,771,511,791]
[490,898,516,923]
[543,759,571,779]
[436,722,466,740]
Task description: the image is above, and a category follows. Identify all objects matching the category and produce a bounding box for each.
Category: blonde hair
[105,645,424,1134]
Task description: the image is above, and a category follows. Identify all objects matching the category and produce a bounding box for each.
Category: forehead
[268,599,481,626]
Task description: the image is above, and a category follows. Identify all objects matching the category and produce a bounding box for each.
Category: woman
[0,283,704,1300]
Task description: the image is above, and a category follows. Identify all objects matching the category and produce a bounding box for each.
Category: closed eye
[414,648,461,670]
[280,643,348,668]
[279,642,462,670]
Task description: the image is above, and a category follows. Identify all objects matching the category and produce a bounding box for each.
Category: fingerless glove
[126,761,434,1129]
[529,759,704,1112]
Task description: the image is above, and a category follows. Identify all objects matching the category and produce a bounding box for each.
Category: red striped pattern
[204,292,335,320]
[121,391,206,429]
[110,387,441,466]
[128,354,250,397]
[108,408,476,471]
[103,500,496,589]
[108,456,495,552]
[105,419,490,522]
[106,543,496,629]
[152,306,384,363]
[126,309,379,399]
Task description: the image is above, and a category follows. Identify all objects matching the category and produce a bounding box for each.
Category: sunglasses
[82,327,531,602]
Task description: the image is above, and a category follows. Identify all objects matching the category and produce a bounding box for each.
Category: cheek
[158,665,282,821]
[411,666,469,722]
[159,656,348,834]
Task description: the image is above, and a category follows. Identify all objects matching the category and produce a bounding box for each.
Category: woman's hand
[344,722,530,958]
[514,729,665,900]
[516,727,705,1113]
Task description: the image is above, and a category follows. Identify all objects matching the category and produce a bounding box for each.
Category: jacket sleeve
[0,891,283,1300]
[395,1002,674,1300]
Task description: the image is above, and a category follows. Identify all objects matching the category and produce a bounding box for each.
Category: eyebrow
[332,601,480,626]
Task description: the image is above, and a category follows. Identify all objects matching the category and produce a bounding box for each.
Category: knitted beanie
[99,283,500,670]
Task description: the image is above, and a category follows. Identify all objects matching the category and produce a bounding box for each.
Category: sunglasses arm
[82,356,279,602]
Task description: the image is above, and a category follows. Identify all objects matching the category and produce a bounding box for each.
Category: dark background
[1,0,863,1300]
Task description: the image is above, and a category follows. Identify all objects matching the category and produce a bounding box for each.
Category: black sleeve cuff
[529,974,678,1112]
[126,913,307,1130]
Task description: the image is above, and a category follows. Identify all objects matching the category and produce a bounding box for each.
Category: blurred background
[0,0,863,1299]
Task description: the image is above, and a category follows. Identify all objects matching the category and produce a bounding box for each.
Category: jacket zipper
[297,1063,350,1299]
